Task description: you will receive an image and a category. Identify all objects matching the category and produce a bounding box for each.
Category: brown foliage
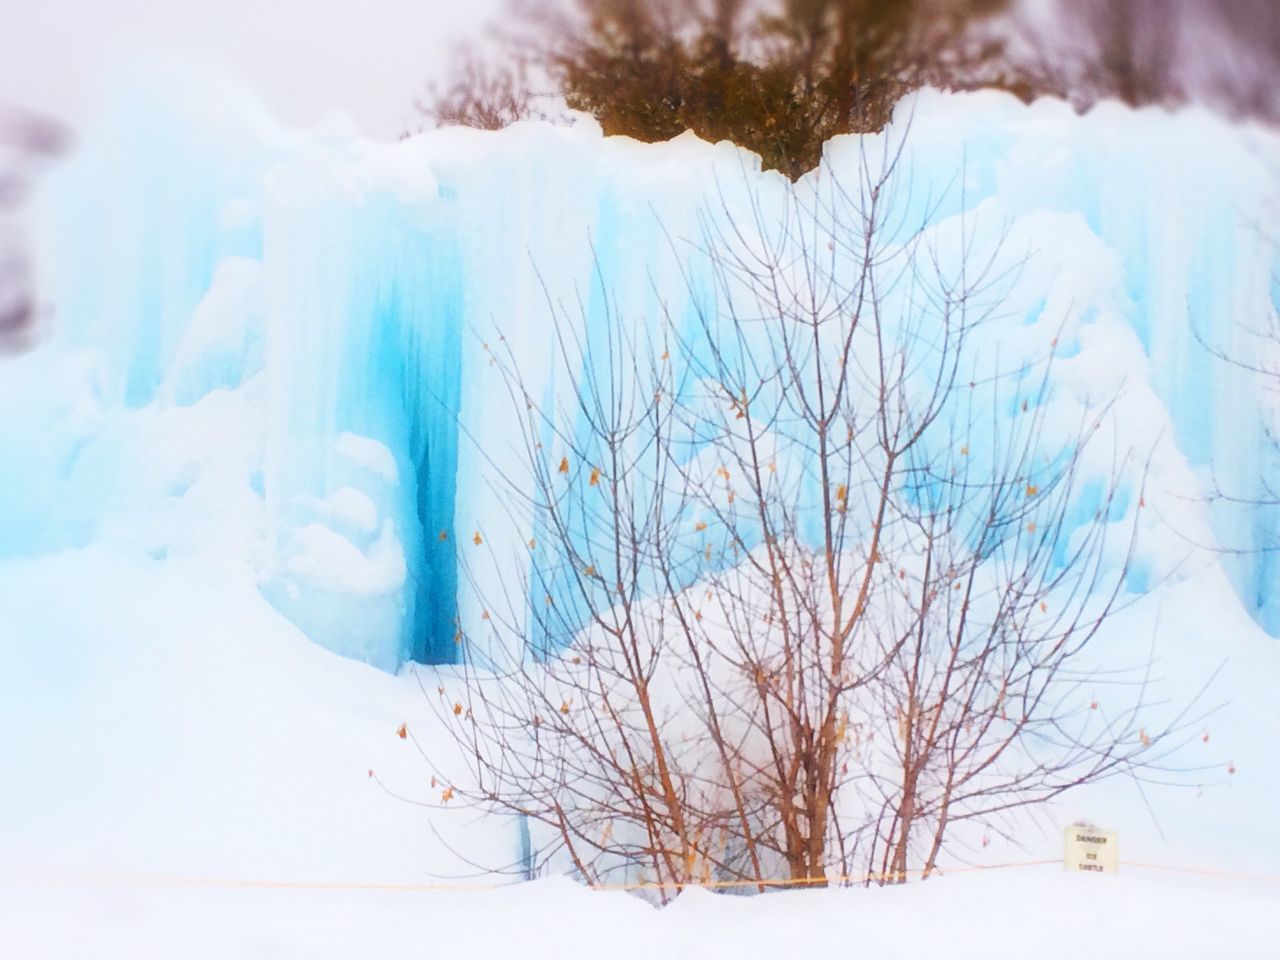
[547,0,1010,178]
[413,49,544,133]
[420,0,1009,178]
[417,2,1280,179]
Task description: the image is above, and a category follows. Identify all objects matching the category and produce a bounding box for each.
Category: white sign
[1064,825,1118,874]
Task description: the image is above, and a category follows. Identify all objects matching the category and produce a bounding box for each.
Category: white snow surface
[2,539,1277,957]
[4,870,1277,959]
[2,71,1280,956]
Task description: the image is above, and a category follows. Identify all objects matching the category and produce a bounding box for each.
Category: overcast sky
[0,0,501,138]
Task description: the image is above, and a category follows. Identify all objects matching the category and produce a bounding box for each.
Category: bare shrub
[411,137,1201,895]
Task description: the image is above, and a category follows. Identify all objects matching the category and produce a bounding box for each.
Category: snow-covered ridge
[4,81,1279,671]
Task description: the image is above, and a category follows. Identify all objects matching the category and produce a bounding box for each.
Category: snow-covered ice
[2,69,1280,957]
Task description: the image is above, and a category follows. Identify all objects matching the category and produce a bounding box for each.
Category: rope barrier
[1117,861,1280,884]
[7,857,1279,894]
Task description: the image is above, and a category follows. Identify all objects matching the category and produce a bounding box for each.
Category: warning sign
[1064,825,1118,874]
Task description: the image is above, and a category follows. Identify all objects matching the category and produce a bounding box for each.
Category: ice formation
[3,77,1278,672]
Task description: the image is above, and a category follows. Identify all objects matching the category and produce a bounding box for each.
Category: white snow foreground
[2,71,1280,956]
[3,870,1276,959]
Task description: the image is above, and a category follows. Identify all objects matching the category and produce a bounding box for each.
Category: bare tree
[1063,0,1182,109]
[1197,0,1280,124]
[0,106,68,354]
[414,0,1011,177]
[403,136,1202,896]
[410,48,547,134]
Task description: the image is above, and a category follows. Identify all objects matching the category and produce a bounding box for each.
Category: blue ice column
[262,175,464,669]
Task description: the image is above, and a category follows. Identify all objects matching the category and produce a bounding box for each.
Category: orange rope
[5,857,1277,893]
[1118,861,1280,884]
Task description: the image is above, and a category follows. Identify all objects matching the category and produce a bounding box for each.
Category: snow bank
[4,867,1277,959]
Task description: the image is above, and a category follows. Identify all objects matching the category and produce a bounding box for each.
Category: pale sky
[0,0,502,139]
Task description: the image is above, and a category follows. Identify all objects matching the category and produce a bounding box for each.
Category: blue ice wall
[36,81,271,410]
[258,142,468,668]
[10,82,1280,670]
